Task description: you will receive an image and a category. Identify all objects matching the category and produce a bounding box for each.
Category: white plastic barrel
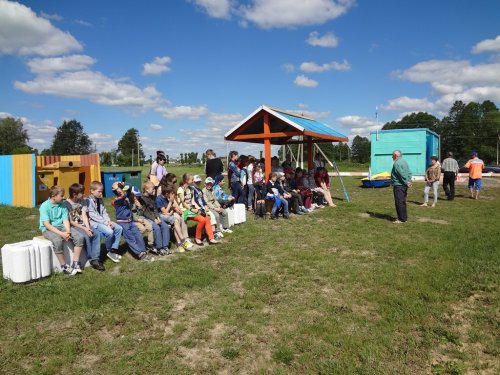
[1,240,33,283]
[227,206,235,227]
[32,237,53,278]
[234,203,246,224]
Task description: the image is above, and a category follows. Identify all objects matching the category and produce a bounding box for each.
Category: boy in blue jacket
[111,182,153,262]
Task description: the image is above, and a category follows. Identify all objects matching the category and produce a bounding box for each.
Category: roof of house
[224,105,348,144]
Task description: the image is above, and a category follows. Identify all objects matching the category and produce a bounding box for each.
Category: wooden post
[307,136,313,171]
[264,112,271,181]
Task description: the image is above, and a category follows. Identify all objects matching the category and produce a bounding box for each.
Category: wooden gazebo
[224,105,348,177]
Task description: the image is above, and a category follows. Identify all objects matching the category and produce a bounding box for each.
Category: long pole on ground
[332,160,350,203]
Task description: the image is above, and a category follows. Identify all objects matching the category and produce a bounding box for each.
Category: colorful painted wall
[0,153,101,208]
[0,154,36,208]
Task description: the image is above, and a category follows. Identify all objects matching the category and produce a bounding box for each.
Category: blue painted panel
[0,155,13,206]
[101,172,124,197]
[370,129,439,175]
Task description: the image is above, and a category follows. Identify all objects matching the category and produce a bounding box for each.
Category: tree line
[1,100,498,165]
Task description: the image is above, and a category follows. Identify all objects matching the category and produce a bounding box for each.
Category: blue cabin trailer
[370,128,440,176]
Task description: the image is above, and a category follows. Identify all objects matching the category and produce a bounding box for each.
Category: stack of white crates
[1,237,53,283]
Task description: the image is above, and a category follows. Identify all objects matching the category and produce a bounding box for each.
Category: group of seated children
[39,172,239,275]
[223,150,336,217]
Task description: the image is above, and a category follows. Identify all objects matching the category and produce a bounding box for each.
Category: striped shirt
[441,157,459,173]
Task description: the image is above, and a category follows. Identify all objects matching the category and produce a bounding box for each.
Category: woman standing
[421,156,441,207]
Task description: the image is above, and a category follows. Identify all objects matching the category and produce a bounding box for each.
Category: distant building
[370,128,440,176]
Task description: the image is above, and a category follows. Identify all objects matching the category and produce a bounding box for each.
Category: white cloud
[206,112,244,128]
[0,1,82,56]
[394,58,500,110]
[337,115,382,137]
[283,108,330,119]
[26,55,96,74]
[15,71,164,109]
[381,96,435,112]
[472,35,500,54]
[0,112,13,119]
[156,105,209,119]
[282,63,295,73]
[240,0,354,29]
[88,133,117,151]
[142,56,172,75]
[191,0,232,19]
[149,124,163,130]
[306,31,338,47]
[75,19,92,27]
[40,12,63,21]
[300,59,351,73]
[294,75,319,88]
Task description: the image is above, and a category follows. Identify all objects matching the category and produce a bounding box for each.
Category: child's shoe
[148,247,161,255]
[177,243,186,253]
[183,239,193,250]
[139,252,155,262]
[106,251,121,263]
[71,262,82,274]
[62,264,78,276]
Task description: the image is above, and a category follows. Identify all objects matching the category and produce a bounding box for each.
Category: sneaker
[90,259,105,272]
[62,264,77,276]
[177,244,186,253]
[72,262,82,274]
[216,231,224,238]
[183,239,194,249]
[158,248,170,256]
[393,219,406,224]
[139,253,155,262]
[283,214,290,219]
[148,247,161,255]
[106,251,121,263]
[222,228,233,233]
[214,232,223,240]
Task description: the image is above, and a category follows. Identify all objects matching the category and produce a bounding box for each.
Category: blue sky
[1,0,499,158]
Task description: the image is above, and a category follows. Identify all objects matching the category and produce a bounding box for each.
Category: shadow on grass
[366,211,395,221]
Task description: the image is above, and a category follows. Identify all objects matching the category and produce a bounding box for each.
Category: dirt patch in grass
[429,292,499,374]
[417,217,450,225]
[358,212,371,219]
[75,353,101,370]
[109,265,122,276]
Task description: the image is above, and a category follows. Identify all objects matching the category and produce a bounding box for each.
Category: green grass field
[0,176,498,374]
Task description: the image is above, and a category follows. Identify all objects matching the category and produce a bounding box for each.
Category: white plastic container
[2,240,36,283]
[234,203,246,224]
[32,237,53,278]
[50,238,90,272]
[227,206,235,227]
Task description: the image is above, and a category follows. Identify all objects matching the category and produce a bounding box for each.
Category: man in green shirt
[390,150,412,223]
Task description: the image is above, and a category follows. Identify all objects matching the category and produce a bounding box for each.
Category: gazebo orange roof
[224,105,348,178]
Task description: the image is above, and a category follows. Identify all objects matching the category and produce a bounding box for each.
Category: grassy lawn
[0,177,498,374]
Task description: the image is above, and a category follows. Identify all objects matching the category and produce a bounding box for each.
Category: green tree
[116,128,144,166]
[50,120,93,155]
[180,153,184,164]
[0,117,31,155]
[382,112,440,132]
[351,135,371,163]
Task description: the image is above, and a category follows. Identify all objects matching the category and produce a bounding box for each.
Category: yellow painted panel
[60,155,81,162]
[12,154,34,208]
[36,155,44,167]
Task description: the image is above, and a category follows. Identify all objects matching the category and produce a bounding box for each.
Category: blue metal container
[370,129,440,176]
[101,172,124,197]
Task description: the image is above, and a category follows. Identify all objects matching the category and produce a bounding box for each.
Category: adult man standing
[391,150,412,223]
[465,151,485,200]
[441,152,459,200]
